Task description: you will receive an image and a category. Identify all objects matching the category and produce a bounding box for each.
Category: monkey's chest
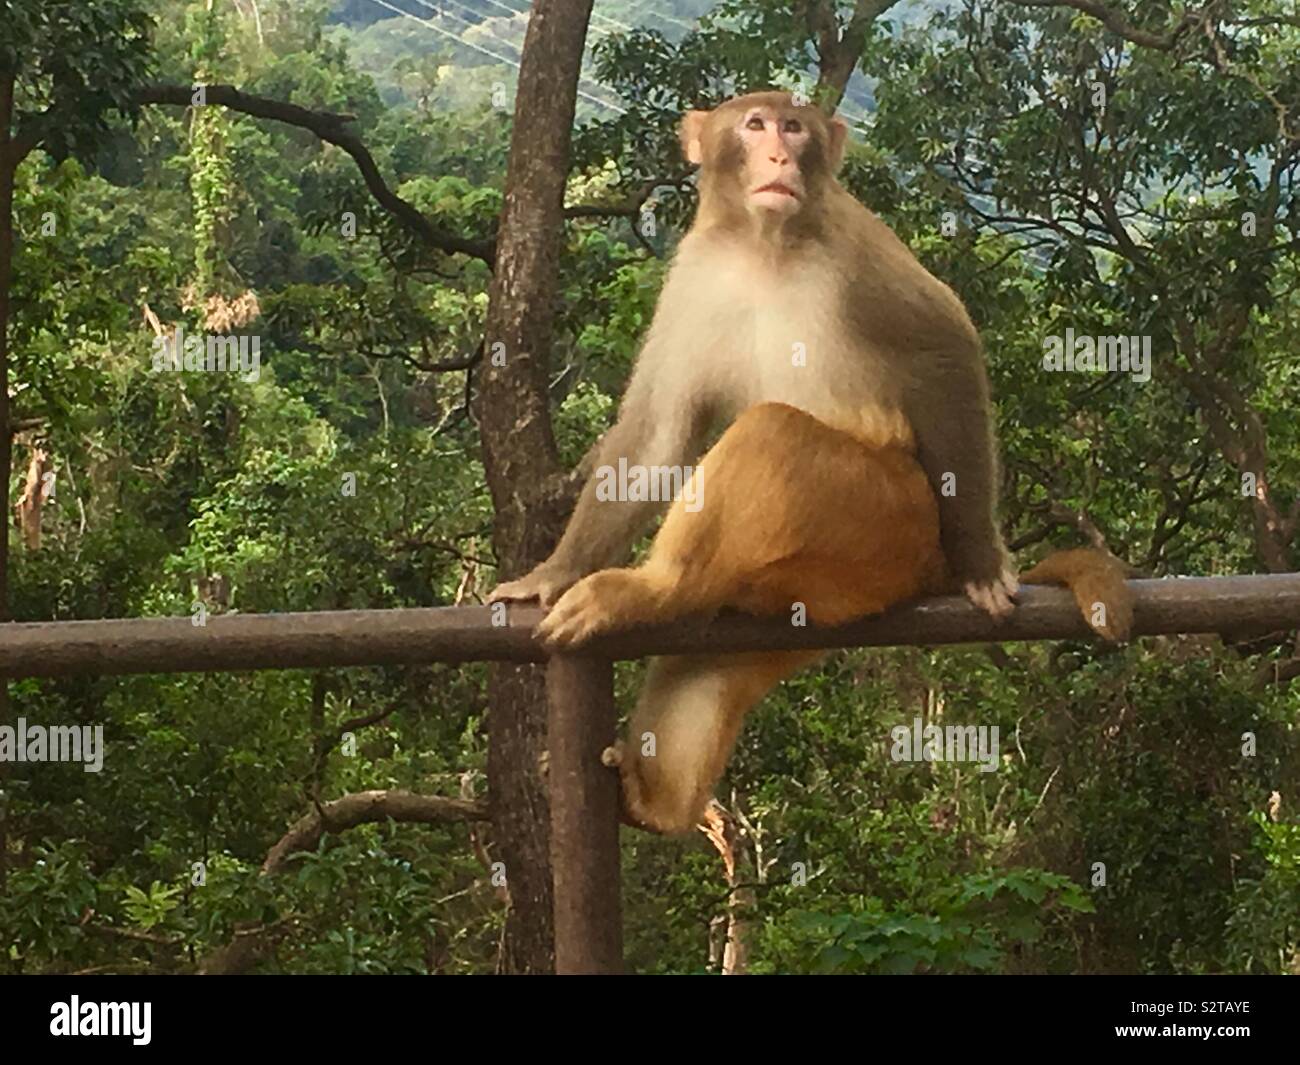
[713,295,891,434]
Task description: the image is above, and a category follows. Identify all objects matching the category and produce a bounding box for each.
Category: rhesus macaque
[536,402,1128,833]
[492,91,1132,834]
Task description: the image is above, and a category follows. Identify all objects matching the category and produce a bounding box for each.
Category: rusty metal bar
[547,655,622,974]
[0,575,1296,678]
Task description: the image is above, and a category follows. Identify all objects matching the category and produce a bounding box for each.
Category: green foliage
[787,869,1093,974]
[1225,812,1300,974]
[2,841,103,965]
[2,0,155,162]
[186,3,236,296]
[122,881,182,930]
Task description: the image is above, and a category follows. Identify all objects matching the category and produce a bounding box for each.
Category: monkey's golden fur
[538,402,1130,834]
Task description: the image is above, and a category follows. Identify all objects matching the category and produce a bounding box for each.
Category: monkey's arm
[491,362,712,606]
[906,344,1017,615]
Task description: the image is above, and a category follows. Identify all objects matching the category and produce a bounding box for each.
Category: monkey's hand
[946,533,1018,619]
[488,561,581,609]
[962,565,1019,620]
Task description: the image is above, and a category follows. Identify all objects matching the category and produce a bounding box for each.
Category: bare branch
[1255,656,1300,689]
[195,789,487,974]
[366,340,484,374]
[289,337,483,375]
[1008,502,1114,554]
[135,84,495,264]
[262,789,487,875]
[86,924,184,946]
[7,416,44,436]
[564,174,690,219]
[1229,15,1300,31]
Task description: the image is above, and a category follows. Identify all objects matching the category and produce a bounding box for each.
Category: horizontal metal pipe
[0,575,1296,678]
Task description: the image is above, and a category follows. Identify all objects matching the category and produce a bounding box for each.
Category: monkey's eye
[745,115,765,131]
[783,118,802,133]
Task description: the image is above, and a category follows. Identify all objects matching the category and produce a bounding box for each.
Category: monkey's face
[735,103,813,216]
[681,92,847,226]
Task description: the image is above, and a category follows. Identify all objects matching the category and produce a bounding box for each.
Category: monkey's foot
[537,749,550,780]
[963,566,1019,619]
[536,572,633,648]
[600,742,624,768]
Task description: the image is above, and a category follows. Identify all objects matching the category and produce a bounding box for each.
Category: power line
[464,0,532,21]
[456,0,642,47]
[407,0,630,112]
[361,0,627,113]
[426,0,629,111]
[588,2,639,35]
[430,0,632,38]
[365,0,876,135]
[426,0,866,135]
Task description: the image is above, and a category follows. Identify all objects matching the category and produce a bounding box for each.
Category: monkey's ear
[679,110,709,165]
[827,117,848,172]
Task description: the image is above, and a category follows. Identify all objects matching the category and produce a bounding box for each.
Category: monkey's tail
[1020,548,1134,642]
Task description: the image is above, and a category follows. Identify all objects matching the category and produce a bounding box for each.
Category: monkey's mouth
[753,182,799,199]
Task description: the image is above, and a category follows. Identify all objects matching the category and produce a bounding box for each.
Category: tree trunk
[701,803,754,975]
[474,0,595,973]
[803,0,900,111]
[0,70,17,889]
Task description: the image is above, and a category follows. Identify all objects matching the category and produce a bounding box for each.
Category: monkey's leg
[574,403,943,834]
[538,402,942,647]
[611,650,822,835]
[533,562,697,648]
[535,459,731,648]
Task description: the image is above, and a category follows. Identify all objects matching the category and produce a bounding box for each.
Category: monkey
[493,90,1015,615]
[534,402,1130,834]
[491,91,1132,834]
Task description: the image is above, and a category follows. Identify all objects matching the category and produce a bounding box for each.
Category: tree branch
[261,789,487,875]
[288,336,483,375]
[135,84,495,264]
[563,174,690,219]
[196,789,487,975]
[798,0,901,110]
[1000,0,1199,51]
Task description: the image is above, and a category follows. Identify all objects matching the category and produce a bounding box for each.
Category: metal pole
[547,655,622,974]
[1,576,1298,678]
